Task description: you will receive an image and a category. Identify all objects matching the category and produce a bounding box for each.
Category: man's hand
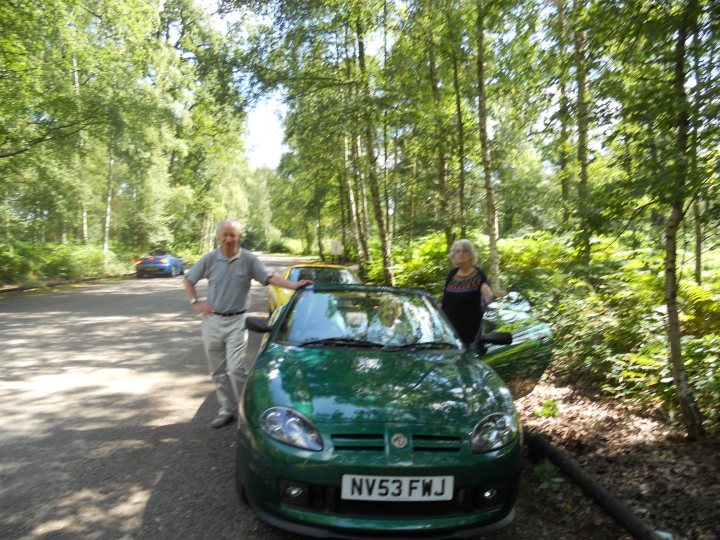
[269,273,313,290]
[193,302,215,315]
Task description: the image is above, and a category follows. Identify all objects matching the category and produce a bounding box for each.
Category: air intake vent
[331,433,385,451]
[412,434,462,453]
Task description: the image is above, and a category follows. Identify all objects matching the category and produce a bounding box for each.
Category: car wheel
[136,273,143,279]
[236,480,249,507]
[170,266,178,277]
[235,438,249,507]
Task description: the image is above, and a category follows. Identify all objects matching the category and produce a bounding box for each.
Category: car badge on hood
[391,433,407,449]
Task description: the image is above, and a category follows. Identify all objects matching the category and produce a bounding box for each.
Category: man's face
[218,224,242,251]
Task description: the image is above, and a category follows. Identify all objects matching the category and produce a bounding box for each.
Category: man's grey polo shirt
[185,248,272,313]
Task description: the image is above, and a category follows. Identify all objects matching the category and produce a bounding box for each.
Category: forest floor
[504,375,720,540]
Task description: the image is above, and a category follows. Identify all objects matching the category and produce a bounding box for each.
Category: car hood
[247,344,515,428]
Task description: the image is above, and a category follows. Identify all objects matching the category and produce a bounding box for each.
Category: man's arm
[184,276,215,315]
[268,273,312,290]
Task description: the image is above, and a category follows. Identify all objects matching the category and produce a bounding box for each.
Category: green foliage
[390,234,451,293]
[603,335,720,430]
[0,242,127,284]
[0,243,33,284]
[267,238,292,254]
[533,400,561,418]
[683,335,720,430]
[532,459,564,491]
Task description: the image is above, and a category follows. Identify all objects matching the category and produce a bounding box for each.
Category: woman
[441,239,498,346]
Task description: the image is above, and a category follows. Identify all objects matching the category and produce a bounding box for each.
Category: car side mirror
[474,332,513,346]
[246,316,271,333]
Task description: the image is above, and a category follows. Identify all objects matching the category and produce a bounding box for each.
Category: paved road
[0,254,312,540]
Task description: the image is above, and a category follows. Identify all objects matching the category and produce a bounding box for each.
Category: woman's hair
[449,239,478,265]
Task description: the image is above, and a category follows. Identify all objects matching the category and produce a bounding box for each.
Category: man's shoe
[210,412,235,428]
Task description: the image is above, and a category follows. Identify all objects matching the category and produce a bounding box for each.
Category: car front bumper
[235,424,521,538]
[136,265,173,276]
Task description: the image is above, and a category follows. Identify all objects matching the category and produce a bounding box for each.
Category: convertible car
[238,284,552,539]
[135,250,184,278]
[268,263,360,314]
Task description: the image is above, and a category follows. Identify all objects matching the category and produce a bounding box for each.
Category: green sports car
[238,284,552,539]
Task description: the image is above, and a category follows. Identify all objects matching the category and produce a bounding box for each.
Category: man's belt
[213,310,246,317]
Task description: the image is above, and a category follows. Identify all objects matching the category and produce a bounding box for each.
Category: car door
[471,293,553,398]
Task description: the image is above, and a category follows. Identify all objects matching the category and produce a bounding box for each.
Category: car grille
[331,433,385,451]
[330,433,462,453]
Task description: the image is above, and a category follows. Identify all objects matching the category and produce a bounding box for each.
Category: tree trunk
[316,205,325,261]
[693,202,703,284]
[665,203,704,439]
[475,0,500,288]
[72,53,89,245]
[102,143,114,253]
[690,15,703,285]
[351,132,370,262]
[573,0,591,265]
[343,136,364,261]
[451,49,467,238]
[665,3,704,440]
[338,174,348,262]
[428,35,453,249]
[81,204,88,244]
[356,20,394,284]
[555,0,572,225]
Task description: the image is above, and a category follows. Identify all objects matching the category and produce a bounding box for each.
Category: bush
[268,238,292,254]
[0,243,33,284]
[0,242,130,284]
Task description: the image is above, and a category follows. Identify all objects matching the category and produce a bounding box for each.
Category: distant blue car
[135,250,184,278]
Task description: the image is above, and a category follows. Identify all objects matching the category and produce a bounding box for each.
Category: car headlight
[470,412,519,453]
[260,407,323,451]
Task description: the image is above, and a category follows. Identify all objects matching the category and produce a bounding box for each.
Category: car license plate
[341,474,453,501]
[146,267,157,271]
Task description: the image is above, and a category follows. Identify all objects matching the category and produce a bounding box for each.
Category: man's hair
[216,219,244,238]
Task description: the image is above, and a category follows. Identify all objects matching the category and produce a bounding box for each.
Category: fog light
[483,488,498,500]
[279,478,309,506]
[286,485,304,498]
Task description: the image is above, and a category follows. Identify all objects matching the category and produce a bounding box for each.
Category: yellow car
[268,263,361,314]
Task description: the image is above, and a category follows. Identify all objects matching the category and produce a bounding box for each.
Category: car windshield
[288,267,358,284]
[275,289,462,349]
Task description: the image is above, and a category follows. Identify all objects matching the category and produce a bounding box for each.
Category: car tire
[235,438,250,507]
[236,481,249,507]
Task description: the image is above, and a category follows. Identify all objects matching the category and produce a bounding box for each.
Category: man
[184,219,311,428]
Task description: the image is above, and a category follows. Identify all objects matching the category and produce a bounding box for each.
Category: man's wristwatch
[190,298,199,305]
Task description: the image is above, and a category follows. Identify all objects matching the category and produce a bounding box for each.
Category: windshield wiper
[382,341,459,351]
[298,337,384,348]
